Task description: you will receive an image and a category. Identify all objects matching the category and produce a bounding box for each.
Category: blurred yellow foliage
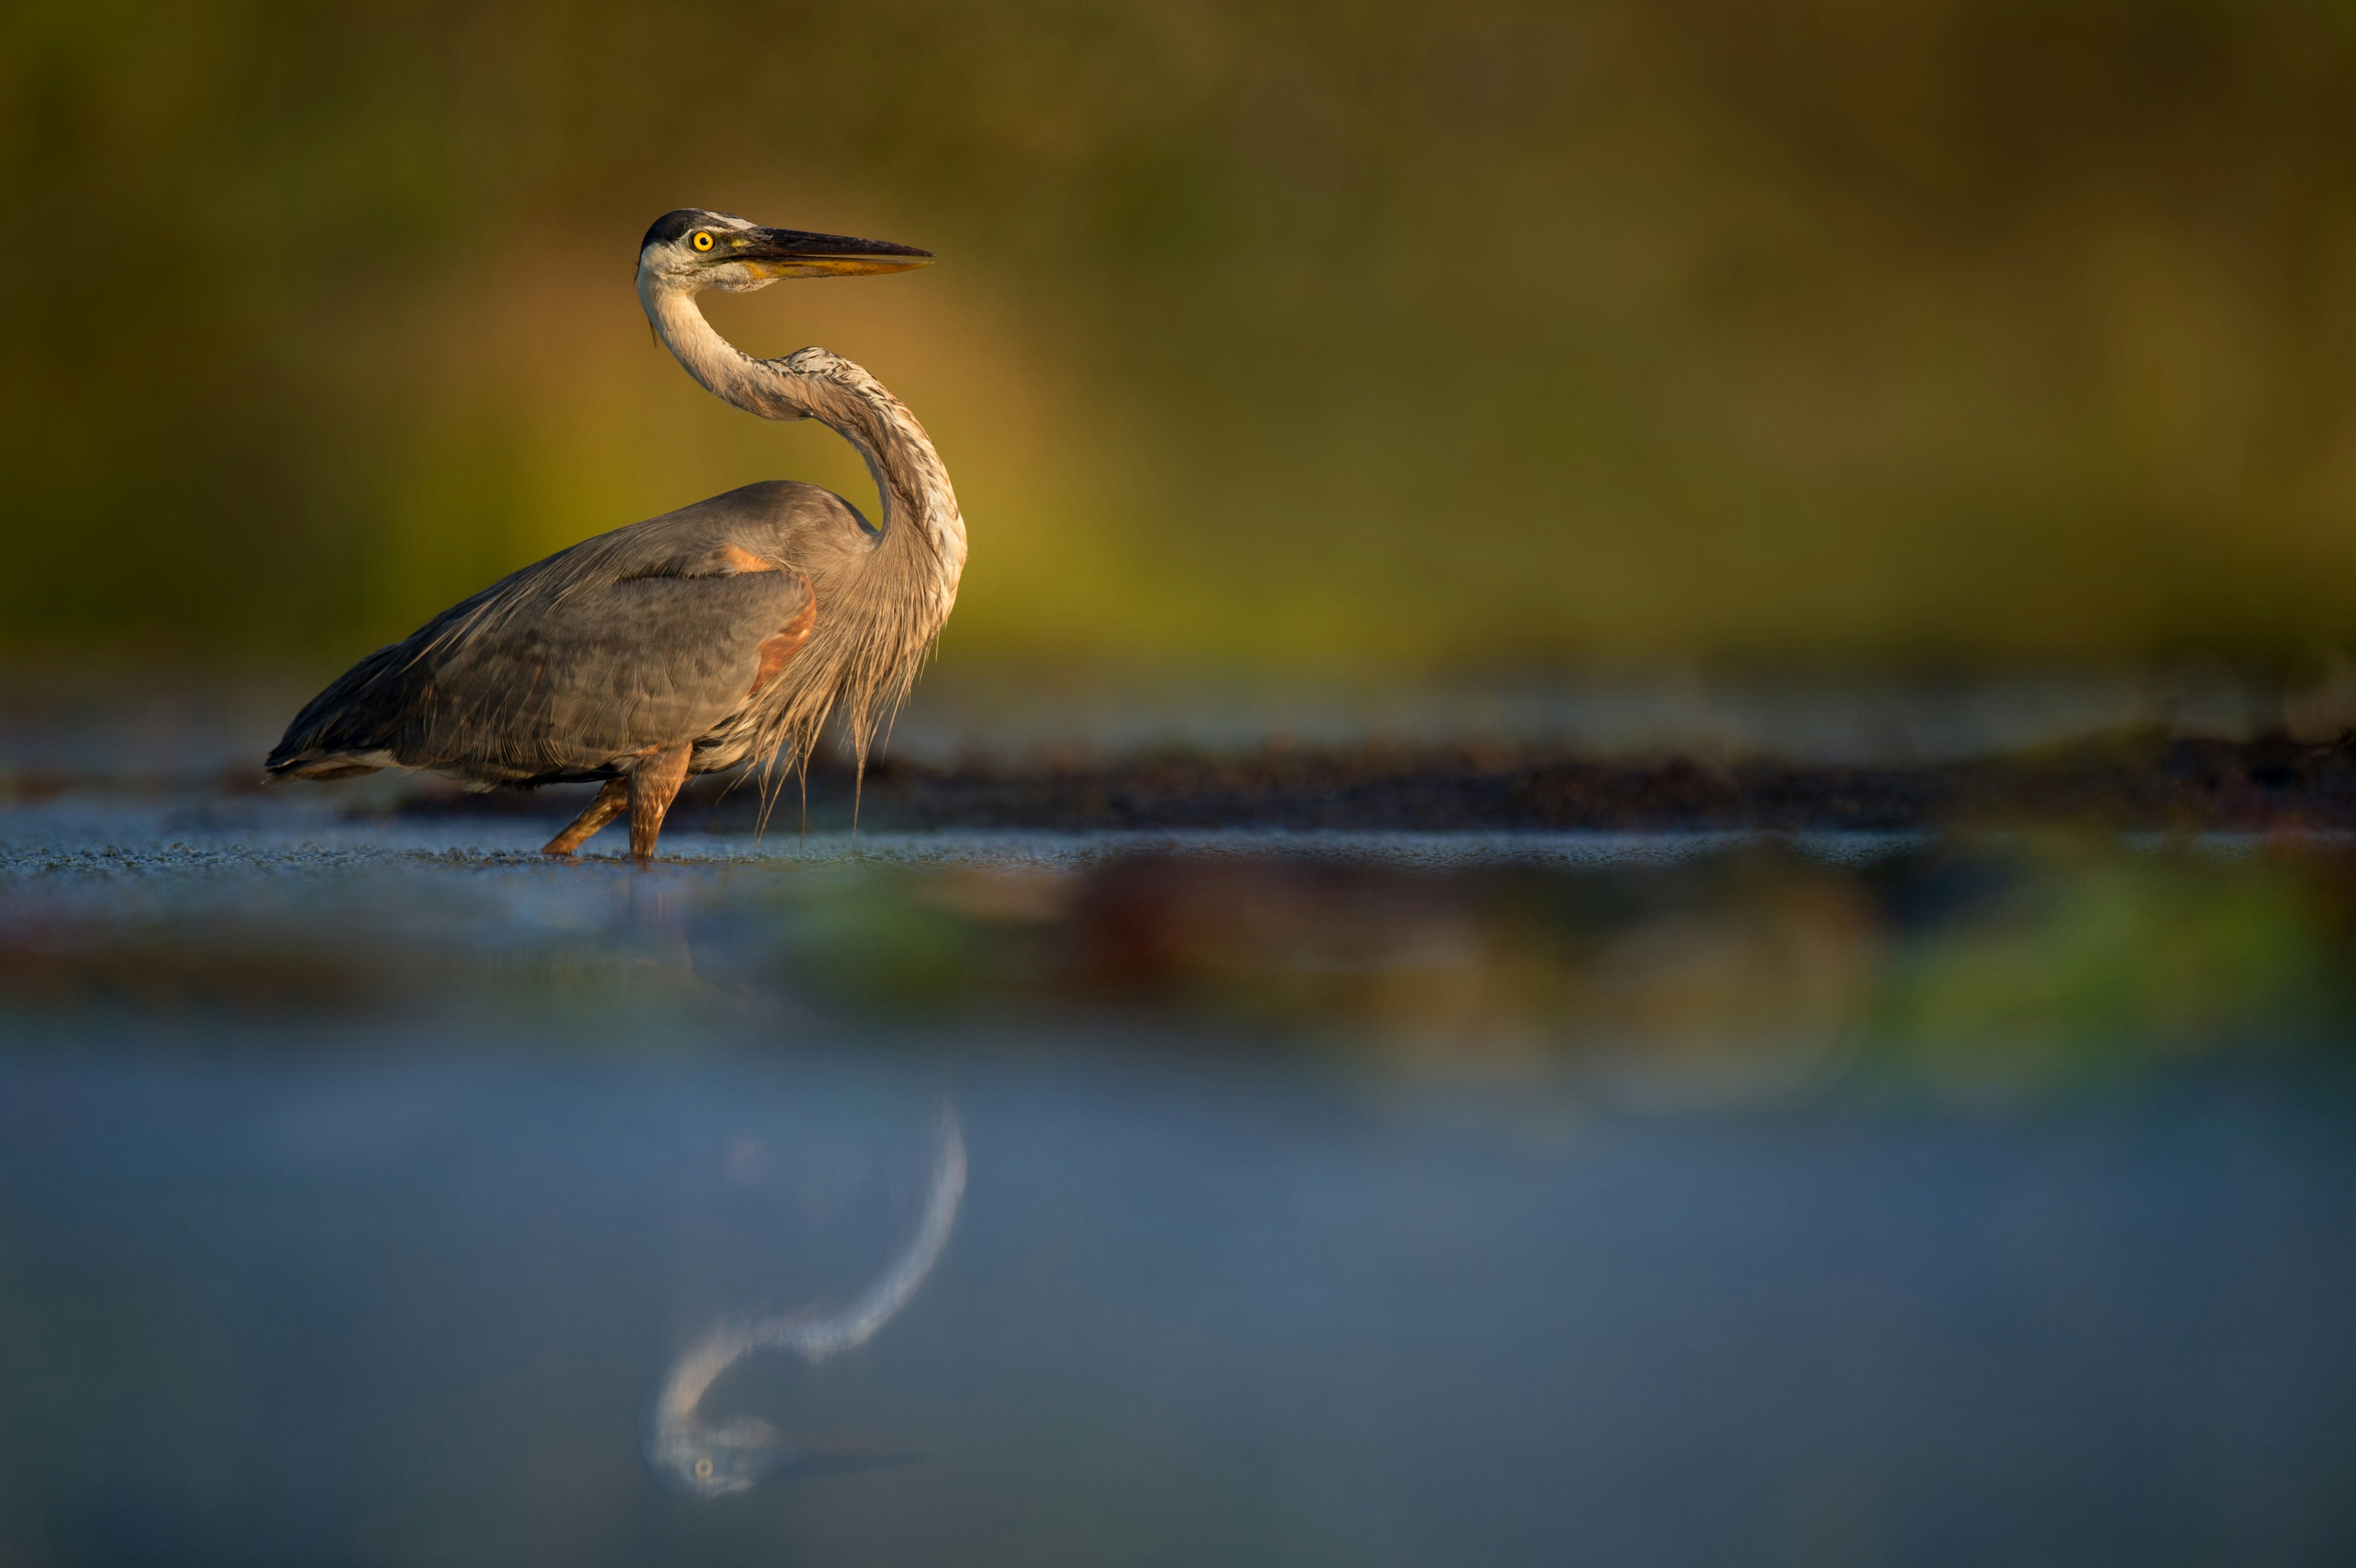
[7,0,2356,671]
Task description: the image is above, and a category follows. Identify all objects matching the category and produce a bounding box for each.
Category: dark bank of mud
[382,727,2356,835]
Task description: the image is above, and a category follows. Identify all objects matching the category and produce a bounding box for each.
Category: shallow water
[4,786,2356,1564]
[6,1041,2354,1567]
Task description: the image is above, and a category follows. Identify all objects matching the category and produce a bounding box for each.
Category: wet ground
[4,681,2356,1564]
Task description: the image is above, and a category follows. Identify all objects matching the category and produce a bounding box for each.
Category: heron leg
[544,778,629,856]
[629,744,694,862]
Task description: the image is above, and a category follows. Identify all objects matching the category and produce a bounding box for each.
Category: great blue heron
[265,209,962,858]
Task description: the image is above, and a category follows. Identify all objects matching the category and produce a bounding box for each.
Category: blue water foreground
[3,797,2354,1564]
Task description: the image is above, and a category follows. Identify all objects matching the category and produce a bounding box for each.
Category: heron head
[638,208,933,295]
[648,1412,918,1498]
[649,1412,795,1499]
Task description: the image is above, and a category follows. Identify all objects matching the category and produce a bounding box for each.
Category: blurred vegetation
[8,0,2356,673]
[8,835,2354,1097]
[776,842,2356,1092]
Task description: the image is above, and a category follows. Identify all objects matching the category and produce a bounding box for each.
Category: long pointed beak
[730,227,934,279]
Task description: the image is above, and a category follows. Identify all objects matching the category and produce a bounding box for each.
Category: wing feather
[270,493,824,784]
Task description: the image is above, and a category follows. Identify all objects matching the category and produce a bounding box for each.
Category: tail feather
[265,640,414,780]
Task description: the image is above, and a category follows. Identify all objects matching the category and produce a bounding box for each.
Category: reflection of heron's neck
[648,1109,967,1495]
[640,279,966,613]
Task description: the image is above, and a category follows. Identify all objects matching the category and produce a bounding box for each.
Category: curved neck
[641,277,966,600]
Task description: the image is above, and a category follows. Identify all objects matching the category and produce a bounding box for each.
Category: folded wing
[268,528,812,785]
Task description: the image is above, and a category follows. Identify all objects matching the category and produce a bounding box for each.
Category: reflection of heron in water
[647,1108,966,1498]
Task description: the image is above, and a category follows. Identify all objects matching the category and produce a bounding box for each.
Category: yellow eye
[692,232,714,252]
[694,1458,714,1478]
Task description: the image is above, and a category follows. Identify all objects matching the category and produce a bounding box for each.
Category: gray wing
[270,484,835,785]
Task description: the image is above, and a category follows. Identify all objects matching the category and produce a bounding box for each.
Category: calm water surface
[3,798,2354,1565]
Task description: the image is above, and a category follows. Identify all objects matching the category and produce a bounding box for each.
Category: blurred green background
[8,0,2356,677]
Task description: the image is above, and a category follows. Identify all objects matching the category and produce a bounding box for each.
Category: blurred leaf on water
[775,865,1036,1011]
[1871,840,2345,1084]
[749,837,2356,1097]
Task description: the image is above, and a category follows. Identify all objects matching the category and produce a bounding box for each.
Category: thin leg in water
[544,778,628,856]
[629,744,694,862]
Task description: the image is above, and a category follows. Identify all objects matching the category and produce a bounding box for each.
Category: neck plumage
[640,277,966,614]
[637,274,965,783]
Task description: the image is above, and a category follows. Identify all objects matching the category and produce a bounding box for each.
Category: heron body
[266,210,963,858]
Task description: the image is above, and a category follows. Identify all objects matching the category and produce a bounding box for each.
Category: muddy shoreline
[373,727,2356,835]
